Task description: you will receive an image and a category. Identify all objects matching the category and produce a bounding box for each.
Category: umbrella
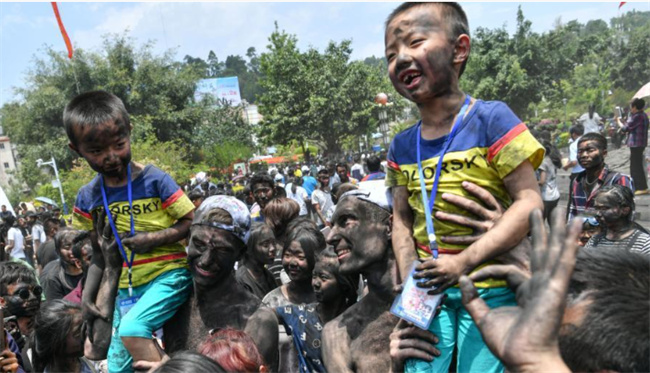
[633,82,650,99]
[35,197,58,207]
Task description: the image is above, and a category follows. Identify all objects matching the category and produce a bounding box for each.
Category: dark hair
[54,227,78,255]
[291,176,303,194]
[596,184,637,224]
[578,132,607,151]
[63,90,131,146]
[71,231,91,261]
[560,248,649,372]
[569,124,585,136]
[541,141,562,169]
[366,155,381,173]
[44,218,60,236]
[0,261,38,294]
[335,163,349,172]
[284,218,326,265]
[198,328,265,372]
[315,248,358,308]
[250,172,274,192]
[246,223,274,260]
[188,190,204,202]
[33,300,82,372]
[154,351,226,373]
[386,2,470,76]
[631,98,646,110]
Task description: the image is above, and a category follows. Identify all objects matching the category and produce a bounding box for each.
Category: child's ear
[68,142,81,156]
[453,34,471,66]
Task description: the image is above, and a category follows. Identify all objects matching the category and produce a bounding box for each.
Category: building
[0,136,18,188]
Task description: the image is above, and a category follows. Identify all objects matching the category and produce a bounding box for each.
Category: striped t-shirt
[72,165,195,288]
[386,100,544,287]
[585,229,650,255]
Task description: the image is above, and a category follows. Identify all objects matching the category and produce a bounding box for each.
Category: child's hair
[0,261,38,294]
[154,351,227,373]
[541,141,563,169]
[578,132,608,151]
[596,185,641,227]
[246,223,274,256]
[316,248,358,308]
[198,328,265,372]
[33,300,81,372]
[63,90,130,146]
[250,172,274,191]
[284,218,326,259]
[53,227,78,256]
[385,2,470,76]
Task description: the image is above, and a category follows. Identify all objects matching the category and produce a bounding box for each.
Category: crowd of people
[0,2,648,373]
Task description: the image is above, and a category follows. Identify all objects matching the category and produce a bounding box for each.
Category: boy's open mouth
[399,69,422,86]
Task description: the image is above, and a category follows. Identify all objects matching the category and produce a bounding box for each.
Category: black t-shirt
[39,260,83,301]
[36,239,58,269]
[235,265,278,300]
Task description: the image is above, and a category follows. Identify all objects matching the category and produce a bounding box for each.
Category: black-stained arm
[322,321,354,373]
[245,307,280,372]
[121,211,194,254]
[391,186,417,282]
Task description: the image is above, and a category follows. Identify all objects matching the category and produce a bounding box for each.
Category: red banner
[51,2,73,59]
[619,2,626,9]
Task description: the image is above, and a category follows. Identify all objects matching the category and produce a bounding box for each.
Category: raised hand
[459,209,580,373]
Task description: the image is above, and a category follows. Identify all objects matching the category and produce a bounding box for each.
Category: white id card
[390,261,444,330]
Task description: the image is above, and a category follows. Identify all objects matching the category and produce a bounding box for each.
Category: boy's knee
[119,317,153,339]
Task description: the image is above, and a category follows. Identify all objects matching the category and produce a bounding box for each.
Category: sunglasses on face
[6,286,42,300]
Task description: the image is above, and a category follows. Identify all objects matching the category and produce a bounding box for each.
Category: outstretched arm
[459,209,580,373]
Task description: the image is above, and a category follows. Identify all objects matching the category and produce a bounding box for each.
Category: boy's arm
[121,211,194,254]
[392,186,418,282]
[415,161,542,293]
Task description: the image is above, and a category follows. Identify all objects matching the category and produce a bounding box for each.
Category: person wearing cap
[159,196,261,359]
[321,187,401,372]
[301,166,318,197]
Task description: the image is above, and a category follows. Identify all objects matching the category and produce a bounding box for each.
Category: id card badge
[118,295,141,317]
[390,260,445,330]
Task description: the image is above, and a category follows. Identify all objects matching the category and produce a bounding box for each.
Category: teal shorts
[405,287,515,373]
[107,268,192,373]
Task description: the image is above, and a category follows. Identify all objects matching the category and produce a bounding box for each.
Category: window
[0,144,5,149]
[3,163,9,169]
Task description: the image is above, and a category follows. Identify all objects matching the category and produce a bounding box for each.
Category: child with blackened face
[63,91,195,371]
[385,3,544,372]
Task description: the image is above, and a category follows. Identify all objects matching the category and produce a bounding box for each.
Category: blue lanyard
[100,163,136,295]
[416,95,471,259]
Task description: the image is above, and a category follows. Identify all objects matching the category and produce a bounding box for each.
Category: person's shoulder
[40,259,61,280]
[391,121,419,147]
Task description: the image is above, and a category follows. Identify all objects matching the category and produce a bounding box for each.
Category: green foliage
[208,142,254,175]
[256,24,408,156]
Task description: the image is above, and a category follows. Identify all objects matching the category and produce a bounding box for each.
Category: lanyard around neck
[100,163,136,294]
[416,95,471,258]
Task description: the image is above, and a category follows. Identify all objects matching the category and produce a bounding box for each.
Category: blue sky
[0,1,648,105]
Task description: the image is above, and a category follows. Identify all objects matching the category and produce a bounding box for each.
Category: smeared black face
[252,182,275,209]
[4,282,41,316]
[385,5,457,104]
[188,226,244,287]
[71,120,132,179]
[326,198,390,275]
[312,264,340,303]
[577,140,605,170]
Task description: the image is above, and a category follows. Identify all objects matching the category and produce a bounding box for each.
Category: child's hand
[413,254,471,294]
[0,349,20,373]
[122,232,157,254]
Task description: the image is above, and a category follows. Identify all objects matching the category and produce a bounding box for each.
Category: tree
[257,24,405,155]
[0,32,244,192]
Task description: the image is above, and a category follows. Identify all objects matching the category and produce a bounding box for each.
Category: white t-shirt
[7,227,25,259]
[311,189,334,225]
[539,157,560,201]
[568,137,585,174]
[579,112,601,134]
[285,184,309,216]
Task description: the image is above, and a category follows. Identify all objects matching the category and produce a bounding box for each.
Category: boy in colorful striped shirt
[65,91,194,372]
[384,3,544,372]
